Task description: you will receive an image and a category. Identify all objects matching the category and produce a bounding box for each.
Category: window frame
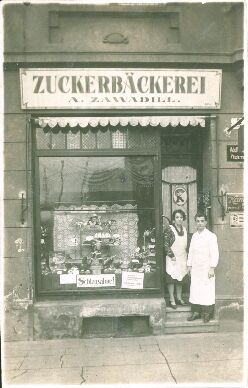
[32,123,163,298]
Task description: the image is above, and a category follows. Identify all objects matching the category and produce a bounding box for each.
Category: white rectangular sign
[230,213,244,228]
[20,68,222,109]
[77,274,116,288]
[121,271,144,289]
[60,274,77,284]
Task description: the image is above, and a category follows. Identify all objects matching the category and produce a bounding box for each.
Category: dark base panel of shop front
[31,298,166,339]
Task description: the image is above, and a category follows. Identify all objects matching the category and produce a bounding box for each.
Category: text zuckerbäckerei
[32,74,206,95]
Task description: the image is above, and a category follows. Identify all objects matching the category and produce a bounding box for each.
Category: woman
[165,209,188,309]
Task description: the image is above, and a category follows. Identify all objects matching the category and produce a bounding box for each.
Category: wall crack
[10,369,28,381]
[80,366,86,384]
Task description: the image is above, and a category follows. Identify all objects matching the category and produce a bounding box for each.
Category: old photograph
[1,0,246,386]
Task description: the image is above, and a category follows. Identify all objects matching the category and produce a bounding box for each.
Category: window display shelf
[41,271,160,291]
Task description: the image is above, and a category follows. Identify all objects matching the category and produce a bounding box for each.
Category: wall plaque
[173,186,187,206]
[230,213,244,228]
[226,193,244,212]
[227,145,244,162]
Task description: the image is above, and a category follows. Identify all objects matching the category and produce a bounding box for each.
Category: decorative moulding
[103,33,129,44]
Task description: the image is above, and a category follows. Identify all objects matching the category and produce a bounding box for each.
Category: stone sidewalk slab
[3,358,25,371]
[157,334,243,363]
[62,353,104,368]
[3,331,244,386]
[83,363,175,384]
[4,367,83,385]
[140,343,159,351]
[170,359,243,384]
[4,349,28,358]
[20,347,65,357]
[121,350,165,365]
[62,346,166,368]
[20,355,62,370]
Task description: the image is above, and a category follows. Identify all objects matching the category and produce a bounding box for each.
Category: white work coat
[187,228,219,306]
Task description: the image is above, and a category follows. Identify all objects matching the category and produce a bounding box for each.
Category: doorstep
[164,304,219,334]
[164,317,219,334]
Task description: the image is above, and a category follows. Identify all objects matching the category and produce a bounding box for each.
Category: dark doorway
[161,125,203,299]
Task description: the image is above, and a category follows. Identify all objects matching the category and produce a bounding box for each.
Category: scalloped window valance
[34,116,207,130]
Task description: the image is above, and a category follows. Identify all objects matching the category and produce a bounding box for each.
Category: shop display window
[37,155,159,293]
[35,127,158,151]
[36,127,128,150]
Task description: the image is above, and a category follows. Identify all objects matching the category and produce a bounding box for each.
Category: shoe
[187,312,201,321]
[175,298,187,306]
[203,313,210,323]
[168,301,177,310]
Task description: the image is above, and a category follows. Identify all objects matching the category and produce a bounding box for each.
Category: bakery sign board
[226,193,244,212]
[20,68,222,109]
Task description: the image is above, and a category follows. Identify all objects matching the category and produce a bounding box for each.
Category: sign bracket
[217,190,226,221]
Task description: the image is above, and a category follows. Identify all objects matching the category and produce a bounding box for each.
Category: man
[187,212,219,323]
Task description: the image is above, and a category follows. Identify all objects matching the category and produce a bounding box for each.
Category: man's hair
[194,212,207,221]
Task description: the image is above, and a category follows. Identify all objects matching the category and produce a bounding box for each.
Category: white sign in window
[121,271,144,289]
[60,274,77,284]
[77,274,116,288]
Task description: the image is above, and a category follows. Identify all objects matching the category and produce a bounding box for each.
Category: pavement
[2,319,246,387]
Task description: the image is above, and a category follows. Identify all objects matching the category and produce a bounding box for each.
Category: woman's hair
[172,209,186,221]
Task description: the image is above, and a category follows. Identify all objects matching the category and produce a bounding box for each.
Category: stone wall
[33,299,166,339]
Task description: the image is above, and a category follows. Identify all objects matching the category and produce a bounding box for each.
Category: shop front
[4,3,243,340]
[11,68,220,337]
[33,114,207,297]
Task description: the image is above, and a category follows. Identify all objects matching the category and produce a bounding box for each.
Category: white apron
[187,228,219,306]
[166,225,188,281]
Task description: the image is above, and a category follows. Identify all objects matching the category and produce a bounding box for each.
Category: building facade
[3,2,244,340]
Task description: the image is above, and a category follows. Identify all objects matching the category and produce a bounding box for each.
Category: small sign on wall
[173,186,187,206]
[226,193,244,212]
[230,213,244,228]
[226,145,244,162]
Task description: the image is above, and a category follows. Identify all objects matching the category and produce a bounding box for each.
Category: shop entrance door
[162,166,197,234]
[161,127,203,298]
